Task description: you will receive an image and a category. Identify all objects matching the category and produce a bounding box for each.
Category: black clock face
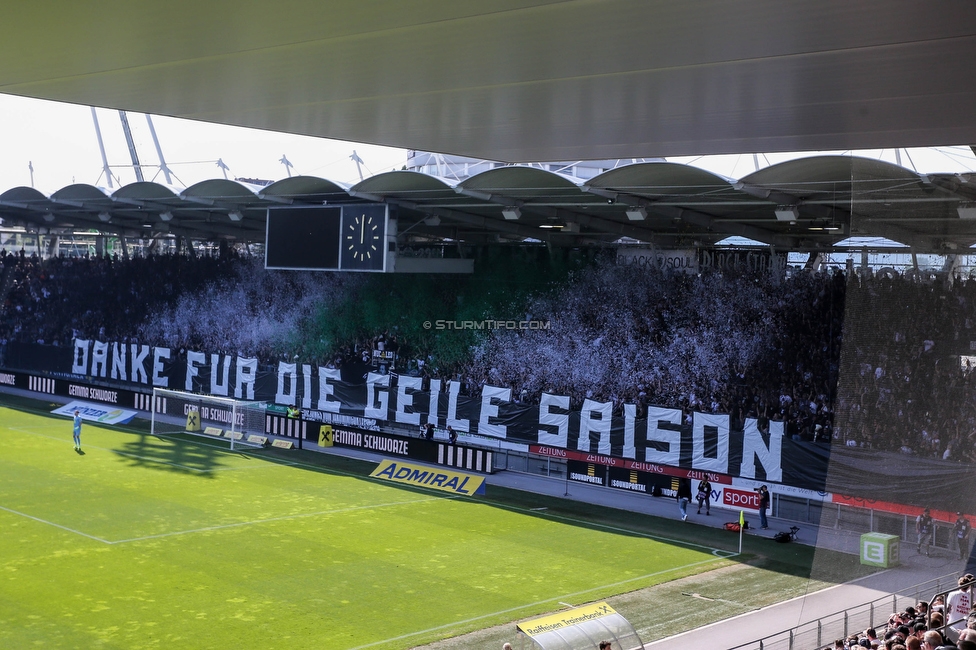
[340,205,386,270]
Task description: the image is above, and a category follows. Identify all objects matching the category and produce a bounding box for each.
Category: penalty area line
[348,555,727,650]
[0,504,111,544]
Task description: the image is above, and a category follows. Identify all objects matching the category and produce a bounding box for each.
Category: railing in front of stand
[727,573,958,650]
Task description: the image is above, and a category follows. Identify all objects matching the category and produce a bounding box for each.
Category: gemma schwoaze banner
[369,459,486,496]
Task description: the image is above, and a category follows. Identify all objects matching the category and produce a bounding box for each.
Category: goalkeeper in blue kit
[73,410,82,451]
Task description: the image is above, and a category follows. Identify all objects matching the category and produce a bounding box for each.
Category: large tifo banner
[9,339,804,491]
[55,339,789,481]
[2,341,974,511]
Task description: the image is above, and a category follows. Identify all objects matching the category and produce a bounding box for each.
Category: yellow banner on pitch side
[369,459,486,496]
[518,602,617,637]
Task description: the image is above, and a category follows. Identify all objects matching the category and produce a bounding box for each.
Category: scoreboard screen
[265,205,388,272]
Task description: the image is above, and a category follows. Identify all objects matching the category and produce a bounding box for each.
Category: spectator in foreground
[921,630,942,650]
[946,574,974,632]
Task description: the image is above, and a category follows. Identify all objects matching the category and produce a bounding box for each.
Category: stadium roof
[1,2,975,163]
[4,157,976,252]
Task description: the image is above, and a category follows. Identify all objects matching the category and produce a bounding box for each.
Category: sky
[1,93,975,196]
[0,94,409,194]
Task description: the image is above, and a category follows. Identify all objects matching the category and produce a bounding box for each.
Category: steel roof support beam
[850,218,947,250]
[581,185,796,247]
[732,181,836,219]
[349,190,557,243]
[458,187,692,243]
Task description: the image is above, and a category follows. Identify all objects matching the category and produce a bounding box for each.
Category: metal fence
[727,573,959,650]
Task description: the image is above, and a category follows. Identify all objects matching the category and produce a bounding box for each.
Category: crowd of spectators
[833,272,976,460]
[0,249,239,348]
[0,249,363,368]
[7,246,976,456]
[462,261,844,437]
[137,254,361,364]
[2,250,845,438]
[823,574,976,650]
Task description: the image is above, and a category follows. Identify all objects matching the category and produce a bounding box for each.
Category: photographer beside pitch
[756,485,770,529]
[696,478,712,516]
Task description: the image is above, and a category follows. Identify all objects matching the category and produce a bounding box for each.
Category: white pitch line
[348,555,729,650]
[0,504,111,544]
[108,495,446,544]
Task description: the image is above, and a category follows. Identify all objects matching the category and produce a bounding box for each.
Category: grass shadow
[110,431,259,476]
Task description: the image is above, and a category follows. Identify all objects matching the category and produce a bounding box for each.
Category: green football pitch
[0,403,856,649]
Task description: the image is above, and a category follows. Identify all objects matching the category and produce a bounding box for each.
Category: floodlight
[625,206,647,221]
[501,207,521,220]
[958,203,976,219]
[228,210,243,222]
[774,205,799,221]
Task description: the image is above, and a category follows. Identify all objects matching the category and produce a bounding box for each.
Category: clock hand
[360,217,365,244]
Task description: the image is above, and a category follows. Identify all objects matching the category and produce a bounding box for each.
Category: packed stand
[465,262,845,436]
[0,249,242,350]
[823,574,976,650]
[2,250,848,438]
[834,272,976,460]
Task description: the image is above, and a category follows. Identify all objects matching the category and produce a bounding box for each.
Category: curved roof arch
[351,170,455,198]
[2,157,976,252]
[459,166,580,192]
[588,162,736,196]
[112,182,180,201]
[740,156,926,196]
[181,179,259,202]
[0,186,50,204]
[260,176,352,203]
[50,184,111,202]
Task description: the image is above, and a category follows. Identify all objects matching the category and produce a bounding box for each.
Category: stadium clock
[340,205,387,271]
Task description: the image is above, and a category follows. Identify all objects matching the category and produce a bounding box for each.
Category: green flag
[739,510,745,526]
